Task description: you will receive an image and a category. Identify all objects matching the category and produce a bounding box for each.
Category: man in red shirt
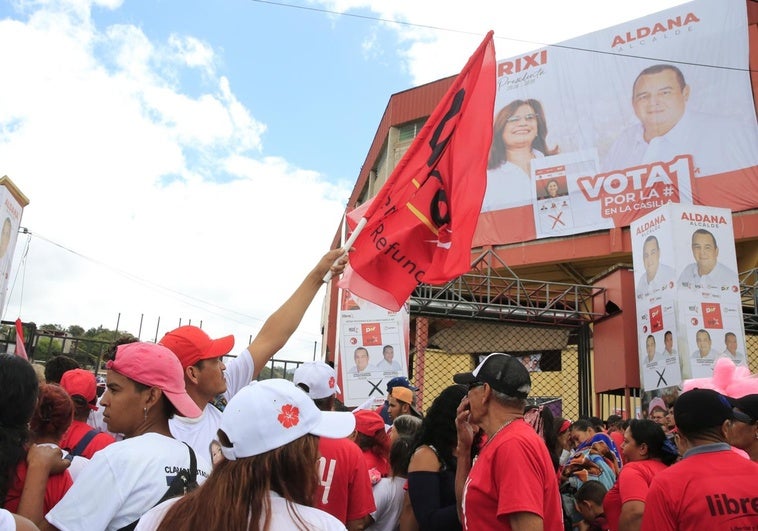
[641,389,758,530]
[294,361,376,530]
[58,369,115,459]
[454,353,563,531]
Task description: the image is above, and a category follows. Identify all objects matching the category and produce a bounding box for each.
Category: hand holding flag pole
[322,217,367,283]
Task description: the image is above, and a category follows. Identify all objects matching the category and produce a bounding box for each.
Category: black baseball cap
[675,388,733,436]
[453,353,531,399]
[386,376,418,392]
[731,394,758,424]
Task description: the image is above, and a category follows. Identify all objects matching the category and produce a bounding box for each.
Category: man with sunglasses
[453,353,562,530]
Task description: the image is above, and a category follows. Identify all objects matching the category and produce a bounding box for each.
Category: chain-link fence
[404,315,757,423]
[406,316,587,423]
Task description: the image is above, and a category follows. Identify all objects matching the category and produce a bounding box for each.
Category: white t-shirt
[481,149,544,212]
[135,491,346,530]
[169,350,255,462]
[0,509,14,531]
[678,262,739,292]
[602,109,758,178]
[720,350,746,366]
[367,476,405,531]
[46,433,211,531]
[375,359,401,372]
[636,263,676,297]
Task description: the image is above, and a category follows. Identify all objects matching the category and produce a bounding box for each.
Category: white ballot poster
[336,290,410,407]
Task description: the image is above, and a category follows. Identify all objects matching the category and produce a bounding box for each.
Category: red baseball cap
[106,342,202,418]
[60,369,98,410]
[353,409,386,436]
[158,326,234,369]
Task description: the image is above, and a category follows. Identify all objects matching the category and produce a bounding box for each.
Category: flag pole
[322,217,368,283]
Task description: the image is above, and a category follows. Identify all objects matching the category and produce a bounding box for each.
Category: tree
[67,325,85,337]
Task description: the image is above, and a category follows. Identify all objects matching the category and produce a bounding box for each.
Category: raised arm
[248,248,348,377]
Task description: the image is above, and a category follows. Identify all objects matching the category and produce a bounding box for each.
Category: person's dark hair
[311,394,336,412]
[627,419,678,465]
[633,64,686,94]
[355,430,390,464]
[643,235,659,250]
[570,419,595,434]
[575,480,607,505]
[0,354,40,506]
[389,436,415,478]
[158,432,319,531]
[525,405,559,470]
[44,355,80,384]
[29,384,74,441]
[413,384,467,470]
[589,417,605,433]
[696,329,711,341]
[488,98,558,169]
[103,335,139,362]
[605,415,622,429]
[692,228,717,249]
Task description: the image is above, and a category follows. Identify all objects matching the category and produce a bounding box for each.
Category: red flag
[339,31,496,311]
[15,318,28,360]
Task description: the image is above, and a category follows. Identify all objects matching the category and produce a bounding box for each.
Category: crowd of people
[1,249,757,530]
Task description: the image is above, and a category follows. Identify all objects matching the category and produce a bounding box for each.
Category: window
[397,119,426,142]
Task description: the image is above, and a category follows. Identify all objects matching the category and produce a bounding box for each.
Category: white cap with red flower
[293,361,341,399]
[219,378,355,460]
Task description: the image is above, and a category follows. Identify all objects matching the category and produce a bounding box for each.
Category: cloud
[0,0,349,359]
[313,0,690,85]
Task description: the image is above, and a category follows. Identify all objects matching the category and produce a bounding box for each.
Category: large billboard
[631,204,745,392]
[474,0,758,246]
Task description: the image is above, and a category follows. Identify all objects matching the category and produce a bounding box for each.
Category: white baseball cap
[293,361,341,399]
[219,379,355,460]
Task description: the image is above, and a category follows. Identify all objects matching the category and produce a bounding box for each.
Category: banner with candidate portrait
[335,289,411,407]
[631,204,745,391]
[475,0,758,247]
[0,177,27,315]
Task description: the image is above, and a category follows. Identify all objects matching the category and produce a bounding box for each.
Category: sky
[0,0,688,361]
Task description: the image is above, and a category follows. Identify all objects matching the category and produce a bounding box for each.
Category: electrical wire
[17,230,323,341]
[248,0,756,74]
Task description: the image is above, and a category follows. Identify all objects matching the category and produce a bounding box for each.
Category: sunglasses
[732,408,756,425]
[467,380,486,392]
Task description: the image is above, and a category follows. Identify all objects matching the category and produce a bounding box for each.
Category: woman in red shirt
[0,355,72,521]
[603,419,678,531]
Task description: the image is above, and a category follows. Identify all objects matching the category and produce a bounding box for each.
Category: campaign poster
[632,204,745,388]
[336,289,410,407]
[0,177,27,315]
[475,0,758,247]
[631,207,682,391]
[671,205,745,378]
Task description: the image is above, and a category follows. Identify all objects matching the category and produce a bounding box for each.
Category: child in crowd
[574,480,609,531]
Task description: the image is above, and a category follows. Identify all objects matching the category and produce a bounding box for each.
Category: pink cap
[648,397,667,415]
[106,342,202,418]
